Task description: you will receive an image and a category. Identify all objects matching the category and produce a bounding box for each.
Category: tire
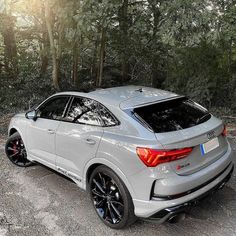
[5,132,33,167]
[89,165,137,229]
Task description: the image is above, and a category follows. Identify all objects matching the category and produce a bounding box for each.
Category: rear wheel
[89,165,136,229]
[5,132,32,167]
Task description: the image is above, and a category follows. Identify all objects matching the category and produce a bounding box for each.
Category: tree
[44,0,61,91]
[0,0,18,78]
[0,0,235,114]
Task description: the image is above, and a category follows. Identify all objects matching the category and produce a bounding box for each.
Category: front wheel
[5,132,33,167]
[89,165,136,229]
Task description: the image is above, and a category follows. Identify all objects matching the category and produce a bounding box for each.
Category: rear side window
[65,97,103,126]
[134,97,211,133]
[99,104,119,127]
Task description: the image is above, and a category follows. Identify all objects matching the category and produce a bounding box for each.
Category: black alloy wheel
[89,165,136,229]
[5,132,32,167]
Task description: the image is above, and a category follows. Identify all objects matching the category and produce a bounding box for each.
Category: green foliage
[0,0,235,114]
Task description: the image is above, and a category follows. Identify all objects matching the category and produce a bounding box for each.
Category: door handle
[85,138,96,145]
[47,129,55,134]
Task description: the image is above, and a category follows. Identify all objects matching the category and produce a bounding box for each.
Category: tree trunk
[148,1,165,88]
[118,0,129,83]
[44,2,60,91]
[97,28,106,87]
[40,54,49,77]
[91,32,99,80]
[0,14,18,78]
[40,19,50,77]
[72,43,79,87]
[39,37,49,77]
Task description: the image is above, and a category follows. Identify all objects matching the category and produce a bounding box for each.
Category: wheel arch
[8,126,27,150]
[83,158,136,199]
[9,127,18,136]
[86,163,102,186]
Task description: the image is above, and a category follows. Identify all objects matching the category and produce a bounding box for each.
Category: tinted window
[65,97,103,126]
[39,96,69,120]
[134,97,211,133]
[99,104,118,127]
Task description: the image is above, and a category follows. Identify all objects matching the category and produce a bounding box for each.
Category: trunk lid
[132,96,228,175]
[155,117,227,175]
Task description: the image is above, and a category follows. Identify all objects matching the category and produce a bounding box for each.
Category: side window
[38,96,69,120]
[99,104,118,127]
[65,97,103,126]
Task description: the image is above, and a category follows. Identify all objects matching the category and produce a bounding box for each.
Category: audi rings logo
[207,130,215,140]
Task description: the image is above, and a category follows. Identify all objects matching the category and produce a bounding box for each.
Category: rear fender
[83,158,136,199]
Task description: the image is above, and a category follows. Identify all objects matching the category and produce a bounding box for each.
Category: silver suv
[6,86,234,229]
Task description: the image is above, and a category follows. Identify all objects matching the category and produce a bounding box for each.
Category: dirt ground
[0,136,235,236]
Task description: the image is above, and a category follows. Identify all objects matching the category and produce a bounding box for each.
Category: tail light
[136,147,193,167]
[222,125,227,137]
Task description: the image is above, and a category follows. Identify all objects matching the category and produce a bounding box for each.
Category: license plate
[200,137,219,155]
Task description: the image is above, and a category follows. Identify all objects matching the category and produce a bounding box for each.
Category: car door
[26,95,71,169]
[55,96,105,184]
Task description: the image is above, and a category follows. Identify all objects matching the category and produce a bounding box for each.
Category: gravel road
[0,138,235,236]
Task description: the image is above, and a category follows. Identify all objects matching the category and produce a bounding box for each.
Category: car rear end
[122,95,234,221]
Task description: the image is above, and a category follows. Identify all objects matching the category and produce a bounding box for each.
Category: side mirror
[25,110,38,121]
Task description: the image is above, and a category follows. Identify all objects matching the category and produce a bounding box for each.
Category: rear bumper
[152,162,232,200]
[133,160,234,218]
[147,164,234,222]
[152,142,233,197]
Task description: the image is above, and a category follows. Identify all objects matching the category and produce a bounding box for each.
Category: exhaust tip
[167,213,186,224]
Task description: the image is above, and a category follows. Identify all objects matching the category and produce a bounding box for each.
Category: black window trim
[62,95,120,127]
[132,111,154,132]
[36,95,72,121]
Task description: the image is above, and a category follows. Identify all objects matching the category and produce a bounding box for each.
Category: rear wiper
[196,113,211,124]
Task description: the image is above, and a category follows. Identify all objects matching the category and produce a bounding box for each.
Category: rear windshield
[133,97,211,133]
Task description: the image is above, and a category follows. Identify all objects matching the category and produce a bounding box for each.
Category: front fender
[8,116,28,152]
